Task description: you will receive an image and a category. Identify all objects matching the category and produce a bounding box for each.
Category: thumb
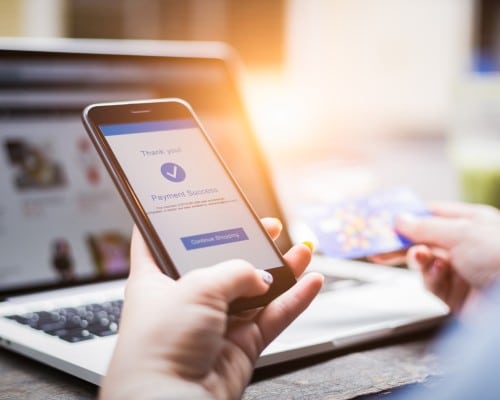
[396,214,463,250]
[129,225,163,279]
[181,260,273,304]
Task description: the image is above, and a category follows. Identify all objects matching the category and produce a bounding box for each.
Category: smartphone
[82,98,296,312]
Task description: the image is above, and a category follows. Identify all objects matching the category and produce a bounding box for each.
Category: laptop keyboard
[5,299,122,343]
[3,277,365,344]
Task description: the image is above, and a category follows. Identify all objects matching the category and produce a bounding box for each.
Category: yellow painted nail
[302,241,314,251]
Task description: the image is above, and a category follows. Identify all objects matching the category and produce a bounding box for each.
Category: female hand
[396,202,500,314]
[100,218,323,400]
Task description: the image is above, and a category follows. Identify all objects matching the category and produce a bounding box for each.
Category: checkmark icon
[166,165,178,178]
[161,162,186,182]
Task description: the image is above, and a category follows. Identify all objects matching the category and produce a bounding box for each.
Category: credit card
[300,187,429,259]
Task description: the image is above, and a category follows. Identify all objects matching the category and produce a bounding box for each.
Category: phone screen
[99,118,284,275]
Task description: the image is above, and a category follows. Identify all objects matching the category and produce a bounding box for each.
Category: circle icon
[160,162,186,183]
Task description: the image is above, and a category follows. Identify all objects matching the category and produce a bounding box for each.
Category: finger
[407,245,434,273]
[447,272,471,314]
[283,243,313,278]
[425,259,451,298]
[407,246,451,302]
[181,260,272,304]
[254,273,324,348]
[395,215,465,249]
[429,201,499,219]
[368,250,407,266]
[260,217,283,241]
[129,225,162,279]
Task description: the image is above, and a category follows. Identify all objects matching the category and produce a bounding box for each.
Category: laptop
[0,38,449,385]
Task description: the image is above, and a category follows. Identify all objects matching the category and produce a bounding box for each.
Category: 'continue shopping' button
[181,228,249,250]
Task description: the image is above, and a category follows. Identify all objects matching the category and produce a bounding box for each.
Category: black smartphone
[82,98,296,312]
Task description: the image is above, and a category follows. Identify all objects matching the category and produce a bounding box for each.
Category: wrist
[99,373,213,400]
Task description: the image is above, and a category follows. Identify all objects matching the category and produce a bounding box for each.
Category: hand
[396,202,500,313]
[99,218,323,400]
[405,244,472,313]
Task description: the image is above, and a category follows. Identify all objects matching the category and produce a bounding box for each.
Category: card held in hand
[300,187,429,259]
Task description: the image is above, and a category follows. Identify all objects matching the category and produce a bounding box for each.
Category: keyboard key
[4,299,123,343]
[88,321,118,337]
[57,328,94,343]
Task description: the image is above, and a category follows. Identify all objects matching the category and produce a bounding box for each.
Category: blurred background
[1,0,499,215]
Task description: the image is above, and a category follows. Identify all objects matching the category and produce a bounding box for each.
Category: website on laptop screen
[0,113,133,291]
[0,53,288,294]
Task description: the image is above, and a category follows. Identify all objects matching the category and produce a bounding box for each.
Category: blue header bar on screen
[100,119,196,136]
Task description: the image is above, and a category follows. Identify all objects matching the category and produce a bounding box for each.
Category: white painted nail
[260,270,274,285]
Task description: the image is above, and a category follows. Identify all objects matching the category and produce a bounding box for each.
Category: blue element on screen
[100,119,196,136]
[181,228,249,250]
[160,162,186,183]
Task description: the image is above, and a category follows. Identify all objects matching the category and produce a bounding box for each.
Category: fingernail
[415,251,428,264]
[273,218,283,231]
[396,213,419,231]
[260,270,274,285]
[398,213,417,224]
[302,241,314,251]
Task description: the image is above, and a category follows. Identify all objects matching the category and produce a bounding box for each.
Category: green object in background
[459,167,500,209]
[449,138,500,210]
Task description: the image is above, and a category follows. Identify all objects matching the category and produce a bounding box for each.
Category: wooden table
[245,331,443,400]
[0,329,443,400]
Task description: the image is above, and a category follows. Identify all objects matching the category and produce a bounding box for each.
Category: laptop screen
[0,45,291,296]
